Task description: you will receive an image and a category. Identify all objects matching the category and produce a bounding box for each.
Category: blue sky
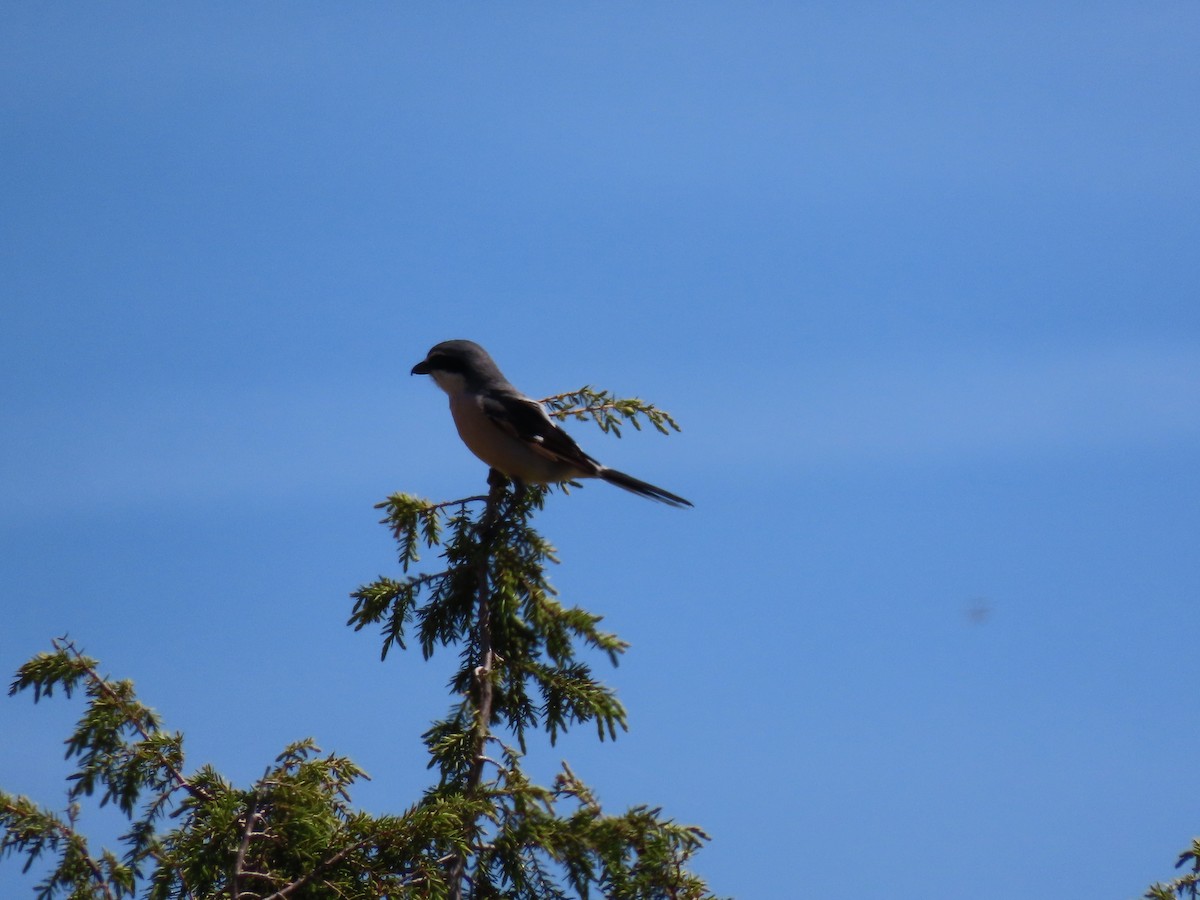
[2,4,1198,897]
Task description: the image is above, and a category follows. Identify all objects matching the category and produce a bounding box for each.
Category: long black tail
[599,467,693,508]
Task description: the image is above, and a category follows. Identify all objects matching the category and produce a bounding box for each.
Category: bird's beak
[411,359,431,376]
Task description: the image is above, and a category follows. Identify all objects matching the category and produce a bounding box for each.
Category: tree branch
[15,803,118,900]
[230,782,263,900]
[54,637,213,805]
[256,839,371,900]
[447,469,508,900]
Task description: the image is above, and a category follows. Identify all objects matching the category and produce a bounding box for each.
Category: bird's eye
[431,354,465,374]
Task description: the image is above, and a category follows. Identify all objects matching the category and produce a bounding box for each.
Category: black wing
[479,390,602,475]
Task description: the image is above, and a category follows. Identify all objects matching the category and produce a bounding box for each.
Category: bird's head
[411,340,507,394]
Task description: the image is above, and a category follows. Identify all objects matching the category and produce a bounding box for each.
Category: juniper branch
[448,468,509,900]
[54,637,212,806]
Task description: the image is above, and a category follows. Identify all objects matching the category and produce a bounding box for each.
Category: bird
[411,340,692,508]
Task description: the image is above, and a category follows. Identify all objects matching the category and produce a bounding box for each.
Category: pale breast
[448,393,576,484]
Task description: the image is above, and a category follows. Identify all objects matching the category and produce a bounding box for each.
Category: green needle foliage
[540,386,684,439]
[1146,839,1200,900]
[2,390,720,899]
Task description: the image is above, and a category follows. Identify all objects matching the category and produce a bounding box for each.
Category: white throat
[429,369,469,396]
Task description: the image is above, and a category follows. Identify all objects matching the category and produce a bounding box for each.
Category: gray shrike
[411,340,692,508]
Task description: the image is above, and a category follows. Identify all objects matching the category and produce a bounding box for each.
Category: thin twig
[428,495,490,510]
[28,808,118,900]
[230,782,264,900]
[447,470,508,900]
[257,839,370,900]
[54,638,213,804]
[376,494,489,512]
[542,400,624,417]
